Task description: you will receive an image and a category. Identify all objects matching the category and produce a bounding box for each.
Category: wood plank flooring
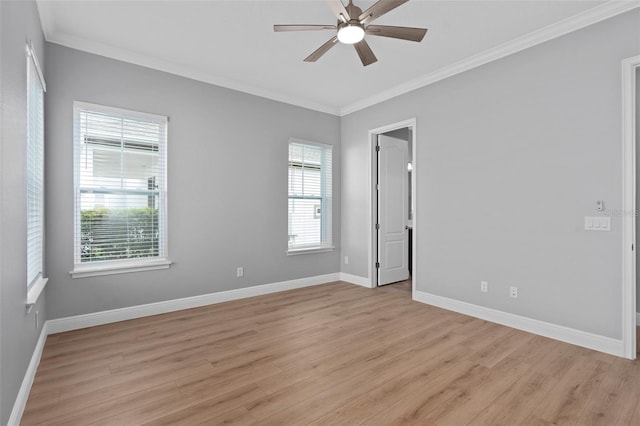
[22,281,640,425]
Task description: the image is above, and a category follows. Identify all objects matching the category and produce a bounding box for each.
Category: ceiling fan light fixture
[337,23,365,44]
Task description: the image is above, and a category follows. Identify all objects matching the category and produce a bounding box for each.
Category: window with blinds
[73,102,168,273]
[288,139,332,252]
[27,44,45,288]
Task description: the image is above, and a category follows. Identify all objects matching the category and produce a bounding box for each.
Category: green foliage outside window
[81,207,159,262]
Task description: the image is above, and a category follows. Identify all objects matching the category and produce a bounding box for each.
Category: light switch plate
[585,216,610,231]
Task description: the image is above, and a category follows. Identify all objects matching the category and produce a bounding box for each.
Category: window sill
[287,246,335,256]
[27,276,48,308]
[70,259,172,278]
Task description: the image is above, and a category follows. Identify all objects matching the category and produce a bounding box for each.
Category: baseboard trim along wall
[8,322,49,426]
[414,290,626,358]
[339,272,371,288]
[10,273,343,425]
[10,275,634,424]
[48,273,341,334]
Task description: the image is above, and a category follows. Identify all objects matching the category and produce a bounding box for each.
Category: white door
[377,134,409,286]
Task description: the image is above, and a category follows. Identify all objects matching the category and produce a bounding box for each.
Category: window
[288,139,333,253]
[72,102,169,277]
[26,42,47,302]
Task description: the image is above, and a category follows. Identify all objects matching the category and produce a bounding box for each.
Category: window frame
[70,102,171,278]
[26,42,47,306]
[287,138,334,255]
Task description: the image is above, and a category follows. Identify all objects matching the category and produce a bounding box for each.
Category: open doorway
[369,119,416,297]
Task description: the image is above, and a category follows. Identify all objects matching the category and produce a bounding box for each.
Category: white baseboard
[48,273,340,334]
[414,290,625,358]
[14,278,630,425]
[8,322,49,426]
[339,272,371,288]
[12,273,341,425]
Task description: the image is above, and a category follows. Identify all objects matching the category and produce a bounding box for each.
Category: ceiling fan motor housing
[344,1,364,22]
[337,21,365,44]
[337,2,365,44]
[274,0,428,66]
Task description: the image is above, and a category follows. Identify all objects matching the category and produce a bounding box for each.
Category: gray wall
[0,1,47,424]
[45,44,341,319]
[341,10,640,340]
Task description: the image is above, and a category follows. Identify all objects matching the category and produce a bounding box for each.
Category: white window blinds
[288,139,332,251]
[27,44,46,288]
[73,102,168,268]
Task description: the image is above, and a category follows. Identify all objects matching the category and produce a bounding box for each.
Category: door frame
[368,118,417,297]
[622,55,639,359]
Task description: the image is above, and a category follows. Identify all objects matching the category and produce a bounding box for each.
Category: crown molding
[340,0,640,116]
[37,1,638,118]
[41,33,342,116]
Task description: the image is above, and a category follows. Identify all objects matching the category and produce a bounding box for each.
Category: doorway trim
[622,54,639,359]
[368,118,417,297]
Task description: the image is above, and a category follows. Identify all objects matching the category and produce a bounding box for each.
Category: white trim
[26,42,46,92]
[414,290,625,358]
[73,100,167,123]
[287,247,335,256]
[340,1,639,116]
[70,259,172,278]
[48,273,340,334]
[368,119,417,291]
[339,272,371,288]
[26,277,48,307]
[622,55,640,359]
[43,34,341,116]
[10,273,340,424]
[288,137,333,150]
[72,102,170,276]
[38,2,637,117]
[8,322,49,426]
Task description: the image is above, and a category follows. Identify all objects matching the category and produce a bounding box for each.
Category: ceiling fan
[274,0,428,66]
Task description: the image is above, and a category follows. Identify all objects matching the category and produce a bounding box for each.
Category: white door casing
[622,55,639,359]
[377,134,409,286]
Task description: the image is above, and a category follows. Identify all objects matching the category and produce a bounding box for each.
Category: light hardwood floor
[22,281,640,425]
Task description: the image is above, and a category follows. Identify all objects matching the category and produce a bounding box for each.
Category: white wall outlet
[509,286,518,298]
[584,216,610,231]
[236,267,244,278]
[480,281,488,292]
[344,255,349,265]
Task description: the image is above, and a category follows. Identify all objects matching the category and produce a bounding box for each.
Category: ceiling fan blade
[324,0,350,22]
[274,24,336,32]
[304,36,339,62]
[359,0,409,25]
[354,39,377,66]
[365,25,427,42]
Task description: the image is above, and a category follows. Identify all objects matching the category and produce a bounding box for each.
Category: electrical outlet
[35,310,39,329]
[236,267,244,278]
[510,286,518,298]
[480,281,488,292]
[344,255,349,265]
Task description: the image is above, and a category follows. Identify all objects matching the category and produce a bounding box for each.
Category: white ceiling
[37,0,629,115]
